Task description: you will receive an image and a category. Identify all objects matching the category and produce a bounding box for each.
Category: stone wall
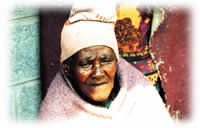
[8,7,41,120]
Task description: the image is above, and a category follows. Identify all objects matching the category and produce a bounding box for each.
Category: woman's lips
[89,82,108,87]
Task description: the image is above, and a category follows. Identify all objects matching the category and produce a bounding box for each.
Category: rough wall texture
[150,8,191,119]
[9,7,41,120]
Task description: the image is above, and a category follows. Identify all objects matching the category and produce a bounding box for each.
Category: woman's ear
[62,63,72,77]
[62,56,75,78]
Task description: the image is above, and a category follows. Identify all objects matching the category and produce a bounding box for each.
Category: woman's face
[71,46,117,102]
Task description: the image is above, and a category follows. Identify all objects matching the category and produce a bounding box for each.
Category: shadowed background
[40,7,71,100]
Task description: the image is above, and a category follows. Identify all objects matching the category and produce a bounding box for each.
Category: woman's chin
[80,83,113,102]
[88,93,110,102]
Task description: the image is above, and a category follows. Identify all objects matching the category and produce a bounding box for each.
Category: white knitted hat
[60,3,119,63]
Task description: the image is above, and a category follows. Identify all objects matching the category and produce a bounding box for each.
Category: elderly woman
[39,4,174,127]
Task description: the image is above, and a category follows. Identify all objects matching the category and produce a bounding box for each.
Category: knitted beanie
[60,3,119,63]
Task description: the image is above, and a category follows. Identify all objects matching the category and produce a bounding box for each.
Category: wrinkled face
[71,46,117,102]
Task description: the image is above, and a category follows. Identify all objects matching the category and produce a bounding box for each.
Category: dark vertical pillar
[39,7,71,100]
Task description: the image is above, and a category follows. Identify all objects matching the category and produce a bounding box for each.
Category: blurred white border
[1,0,199,128]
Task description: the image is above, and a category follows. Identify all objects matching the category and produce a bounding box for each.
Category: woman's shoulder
[38,71,74,120]
[118,57,152,88]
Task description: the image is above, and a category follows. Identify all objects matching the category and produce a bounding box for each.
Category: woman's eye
[101,59,113,65]
[79,62,92,68]
[80,63,89,68]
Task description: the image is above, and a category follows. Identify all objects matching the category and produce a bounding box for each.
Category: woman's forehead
[77,45,116,59]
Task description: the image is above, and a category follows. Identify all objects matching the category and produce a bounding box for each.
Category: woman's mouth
[89,82,108,87]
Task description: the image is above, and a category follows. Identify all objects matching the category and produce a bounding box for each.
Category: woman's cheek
[104,63,117,78]
[75,68,91,83]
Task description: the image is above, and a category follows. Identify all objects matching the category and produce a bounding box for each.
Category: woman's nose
[91,64,104,79]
